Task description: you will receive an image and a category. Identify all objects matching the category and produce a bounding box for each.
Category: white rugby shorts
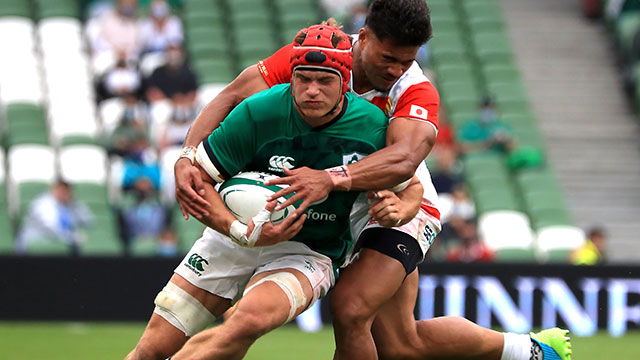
[175,228,335,305]
[348,193,441,266]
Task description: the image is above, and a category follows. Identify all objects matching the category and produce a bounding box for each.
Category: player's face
[359,28,419,91]
[292,69,342,119]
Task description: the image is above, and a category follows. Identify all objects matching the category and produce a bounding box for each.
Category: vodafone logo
[409,104,428,120]
[268,156,295,172]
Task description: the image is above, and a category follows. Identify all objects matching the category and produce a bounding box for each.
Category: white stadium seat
[8,145,56,184]
[478,210,535,251]
[99,98,126,136]
[197,84,226,108]
[59,145,108,184]
[7,145,57,214]
[536,225,587,262]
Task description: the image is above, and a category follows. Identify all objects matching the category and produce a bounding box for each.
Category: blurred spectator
[15,180,93,254]
[344,3,367,33]
[431,146,464,194]
[158,107,193,151]
[89,0,142,62]
[101,51,142,100]
[459,96,515,154]
[570,227,607,265]
[438,182,476,250]
[445,220,494,263]
[107,102,161,190]
[145,44,198,106]
[117,177,175,255]
[138,0,183,54]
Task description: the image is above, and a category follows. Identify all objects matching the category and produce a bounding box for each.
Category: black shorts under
[358,227,423,275]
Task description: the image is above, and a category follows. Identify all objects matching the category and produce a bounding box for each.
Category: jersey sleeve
[391,81,439,130]
[198,101,257,181]
[257,44,294,87]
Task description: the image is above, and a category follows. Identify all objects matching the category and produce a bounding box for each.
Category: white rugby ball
[219,172,299,225]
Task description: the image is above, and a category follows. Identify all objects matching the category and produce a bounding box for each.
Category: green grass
[0,322,638,359]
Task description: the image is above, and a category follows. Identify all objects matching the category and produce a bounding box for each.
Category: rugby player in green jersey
[126,24,423,360]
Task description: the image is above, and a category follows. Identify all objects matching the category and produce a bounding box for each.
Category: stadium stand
[429,0,585,262]
[0,0,594,262]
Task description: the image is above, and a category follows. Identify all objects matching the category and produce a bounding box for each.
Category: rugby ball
[218,172,299,225]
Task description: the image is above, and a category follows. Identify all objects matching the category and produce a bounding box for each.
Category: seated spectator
[158,107,193,151]
[138,0,183,54]
[570,227,607,265]
[117,177,175,255]
[445,220,494,263]
[459,96,515,154]
[15,180,93,254]
[101,51,142,100]
[145,44,198,108]
[431,146,464,194]
[89,0,141,62]
[108,104,161,190]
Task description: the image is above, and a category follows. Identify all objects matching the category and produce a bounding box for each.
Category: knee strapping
[243,272,308,323]
[153,281,216,337]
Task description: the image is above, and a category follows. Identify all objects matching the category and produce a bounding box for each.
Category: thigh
[174,227,260,303]
[370,270,422,349]
[231,268,315,328]
[331,247,406,313]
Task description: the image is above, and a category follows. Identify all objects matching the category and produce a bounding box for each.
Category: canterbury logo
[269,156,295,171]
[188,254,209,271]
[397,244,410,256]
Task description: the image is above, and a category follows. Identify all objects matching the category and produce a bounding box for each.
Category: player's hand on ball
[175,158,211,220]
[367,190,409,228]
[265,167,333,214]
[248,201,307,247]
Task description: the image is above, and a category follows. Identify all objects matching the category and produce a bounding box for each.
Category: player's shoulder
[345,92,387,120]
[391,62,439,101]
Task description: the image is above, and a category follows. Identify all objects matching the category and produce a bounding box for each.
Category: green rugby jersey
[202,83,387,268]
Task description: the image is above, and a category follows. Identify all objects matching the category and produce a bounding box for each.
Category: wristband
[179,146,197,165]
[325,165,352,191]
[229,220,251,247]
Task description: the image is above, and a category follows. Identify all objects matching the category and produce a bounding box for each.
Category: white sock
[501,333,532,360]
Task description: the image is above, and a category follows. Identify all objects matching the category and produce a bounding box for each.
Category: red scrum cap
[290,24,352,95]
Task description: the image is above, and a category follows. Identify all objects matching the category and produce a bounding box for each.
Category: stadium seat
[0,0,31,17]
[614,11,640,61]
[0,149,14,253]
[477,210,535,257]
[59,145,108,185]
[536,225,586,263]
[7,145,56,216]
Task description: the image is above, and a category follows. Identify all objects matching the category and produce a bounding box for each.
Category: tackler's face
[358,28,420,91]
[292,69,343,120]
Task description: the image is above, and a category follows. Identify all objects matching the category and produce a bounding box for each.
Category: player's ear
[358,27,368,46]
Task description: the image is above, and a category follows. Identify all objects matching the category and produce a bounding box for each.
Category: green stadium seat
[173,208,205,253]
[481,63,521,83]
[494,248,537,263]
[473,188,520,214]
[81,214,123,256]
[22,240,74,256]
[184,0,217,13]
[0,205,14,254]
[0,0,31,17]
[184,10,224,29]
[194,58,236,84]
[467,14,505,34]
[615,11,640,61]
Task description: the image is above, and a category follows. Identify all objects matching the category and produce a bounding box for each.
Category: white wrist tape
[229,220,250,247]
[179,146,197,165]
[228,208,272,248]
[388,178,411,193]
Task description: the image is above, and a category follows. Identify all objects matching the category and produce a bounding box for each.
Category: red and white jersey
[258,40,441,223]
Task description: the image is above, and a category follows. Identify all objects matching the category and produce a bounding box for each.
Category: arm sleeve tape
[388,178,412,193]
[242,272,308,323]
[153,281,216,337]
[195,141,225,183]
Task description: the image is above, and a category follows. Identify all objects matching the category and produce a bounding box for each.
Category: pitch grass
[0,322,639,359]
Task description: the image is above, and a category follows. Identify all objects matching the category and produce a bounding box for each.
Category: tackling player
[173,1,572,360]
[126,24,420,360]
